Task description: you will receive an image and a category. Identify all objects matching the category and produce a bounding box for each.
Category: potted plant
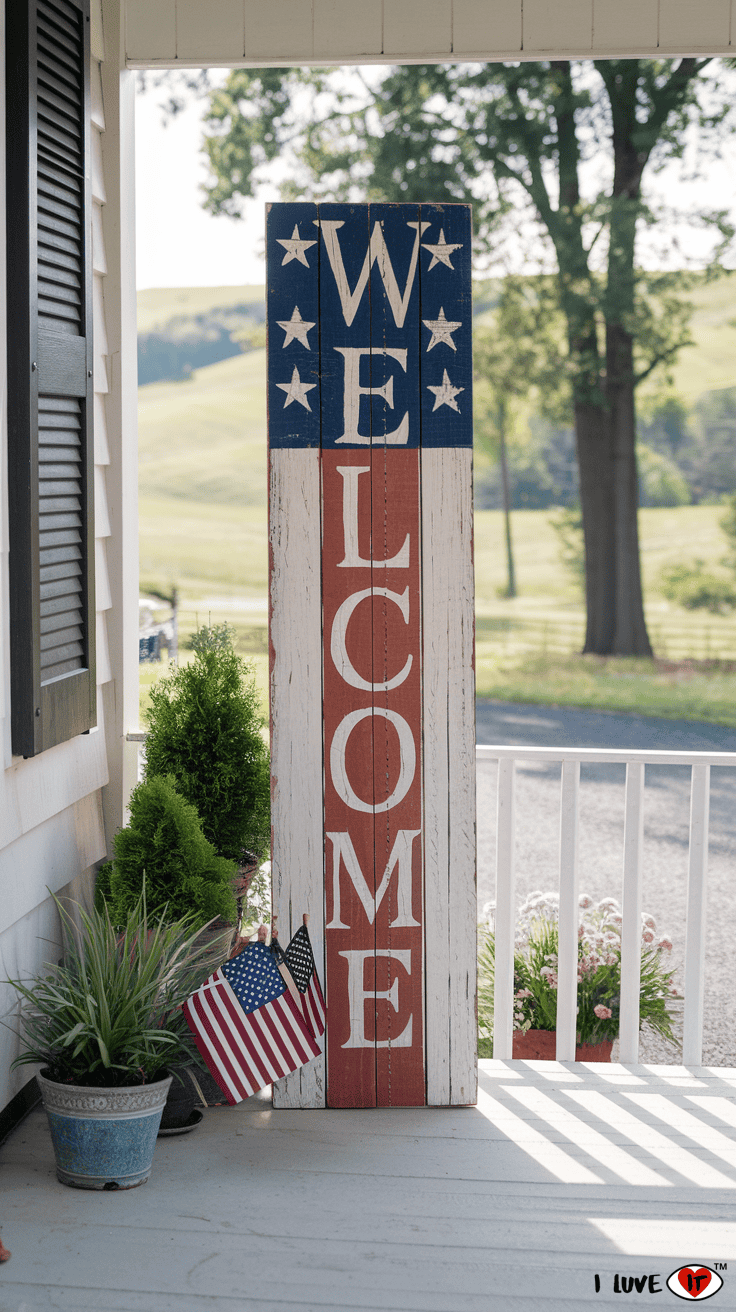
[6,892,223,1188]
[143,622,271,870]
[478,891,678,1060]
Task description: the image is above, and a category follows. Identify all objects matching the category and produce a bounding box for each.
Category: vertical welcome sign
[268,203,476,1108]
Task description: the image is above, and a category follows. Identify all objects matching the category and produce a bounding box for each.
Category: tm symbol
[716,1263,728,1272]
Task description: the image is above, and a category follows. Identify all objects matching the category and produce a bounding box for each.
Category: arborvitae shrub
[109,774,237,929]
[143,623,270,864]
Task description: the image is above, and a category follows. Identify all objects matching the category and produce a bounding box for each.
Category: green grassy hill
[137,276,736,726]
[137,284,265,334]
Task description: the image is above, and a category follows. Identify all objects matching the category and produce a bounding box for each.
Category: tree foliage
[200,59,736,655]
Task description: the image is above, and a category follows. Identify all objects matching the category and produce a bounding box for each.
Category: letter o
[330,708,416,813]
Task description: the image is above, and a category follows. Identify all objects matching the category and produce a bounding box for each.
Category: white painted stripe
[687,1096,736,1128]
[242,1003,291,1081]
[193,990,250,1101]
[423,447,476,1106]
[565,1090,736,1188]
[270,448,326,1109]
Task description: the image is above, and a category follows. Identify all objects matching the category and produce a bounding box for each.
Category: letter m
[326,830,421,928]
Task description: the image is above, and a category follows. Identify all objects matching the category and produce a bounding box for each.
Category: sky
[134,69,736,291]
[135,75,268,289]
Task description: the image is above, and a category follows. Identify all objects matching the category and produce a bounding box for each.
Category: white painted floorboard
[2,1060,736,1310]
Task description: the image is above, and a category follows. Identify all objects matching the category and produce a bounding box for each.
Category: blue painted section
[266,202,472,450]
[318,202,371,450]
[46,1108,164,1189]
[267,201,320,449]
[419,204,473,449]
[368,203,421,450]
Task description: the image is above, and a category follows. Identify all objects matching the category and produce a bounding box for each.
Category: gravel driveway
[475,699,736,1066]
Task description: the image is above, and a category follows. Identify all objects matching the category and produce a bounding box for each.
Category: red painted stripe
[282,990,322,1058]
[256,998,305,1072]
[186,992,249,1103]
[195,988,256,1100]
[215,981,276,1088]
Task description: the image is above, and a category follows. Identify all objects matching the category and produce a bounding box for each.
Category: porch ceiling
[123,0,736,69]
[2,1058,736,1308]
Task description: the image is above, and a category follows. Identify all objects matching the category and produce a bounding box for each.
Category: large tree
[200,60,734,654]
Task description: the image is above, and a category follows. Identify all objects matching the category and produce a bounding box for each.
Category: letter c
[331,587,412,692]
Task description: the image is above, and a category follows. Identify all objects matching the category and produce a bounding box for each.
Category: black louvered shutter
[6,0,95,757]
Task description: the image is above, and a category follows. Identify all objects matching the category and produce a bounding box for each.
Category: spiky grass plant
[7,892,223,1087]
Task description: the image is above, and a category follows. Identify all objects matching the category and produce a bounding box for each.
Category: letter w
[326,830,421,928]
[319,220,430,328]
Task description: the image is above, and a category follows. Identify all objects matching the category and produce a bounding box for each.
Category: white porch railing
[476,745,736,1067]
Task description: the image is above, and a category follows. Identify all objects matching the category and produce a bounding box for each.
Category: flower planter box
[512,1029,613,1062]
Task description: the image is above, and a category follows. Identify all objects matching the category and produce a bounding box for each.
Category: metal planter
[37,1071,173,1190]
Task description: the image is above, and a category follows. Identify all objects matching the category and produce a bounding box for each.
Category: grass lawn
[137,306,736,728]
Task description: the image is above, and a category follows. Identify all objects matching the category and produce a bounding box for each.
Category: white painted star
[277,225,317,267]
[276,365,317,411]
[276,306,315,349]
[422,228,463,271]
[423,307,462,352]
[427,369,464,413]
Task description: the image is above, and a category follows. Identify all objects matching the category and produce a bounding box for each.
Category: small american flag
[182,942,321,1105]
[285,920,326,1042]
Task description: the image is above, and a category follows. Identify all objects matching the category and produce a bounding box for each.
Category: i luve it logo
[667,1266,723,1300]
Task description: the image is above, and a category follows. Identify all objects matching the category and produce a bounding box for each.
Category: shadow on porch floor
[1,1059,736,1311]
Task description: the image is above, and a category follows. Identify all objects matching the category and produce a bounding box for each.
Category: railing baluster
[683,763,710,1066]
[556,759,580,1061]
[619,761,645,1062]
[494,758,516,1060]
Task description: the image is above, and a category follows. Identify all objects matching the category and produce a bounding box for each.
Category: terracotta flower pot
[512,1029,613,1062]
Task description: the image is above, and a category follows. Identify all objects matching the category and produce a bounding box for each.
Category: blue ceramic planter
[37,1071,172,1190]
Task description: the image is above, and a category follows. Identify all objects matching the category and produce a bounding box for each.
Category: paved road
[475,699,736,1065]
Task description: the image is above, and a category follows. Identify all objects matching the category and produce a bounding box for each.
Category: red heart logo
[678,1268,712,1297]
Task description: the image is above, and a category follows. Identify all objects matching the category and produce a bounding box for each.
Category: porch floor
[2,1059,736,1311]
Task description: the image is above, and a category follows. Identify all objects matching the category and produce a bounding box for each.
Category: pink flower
[642,929,654,944]
[657,936,673,951]
[578,894,594,910]
[593,1004,612,1020]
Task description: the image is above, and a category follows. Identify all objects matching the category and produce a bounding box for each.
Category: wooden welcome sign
[267,202,476,1108]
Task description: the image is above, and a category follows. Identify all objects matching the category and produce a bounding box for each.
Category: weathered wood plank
[269,448,326,1109]
[422,447,476,1105]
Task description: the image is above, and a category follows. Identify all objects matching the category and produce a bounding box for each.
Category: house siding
[125,0,736,65]
[0,0,114,1115]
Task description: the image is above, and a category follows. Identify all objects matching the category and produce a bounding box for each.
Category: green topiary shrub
[109,774,237,930]
[143,623,270,864]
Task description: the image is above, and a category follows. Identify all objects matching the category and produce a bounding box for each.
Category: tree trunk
[575,401,615,653]
[497,403,517,598]
[606,323,653,656]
